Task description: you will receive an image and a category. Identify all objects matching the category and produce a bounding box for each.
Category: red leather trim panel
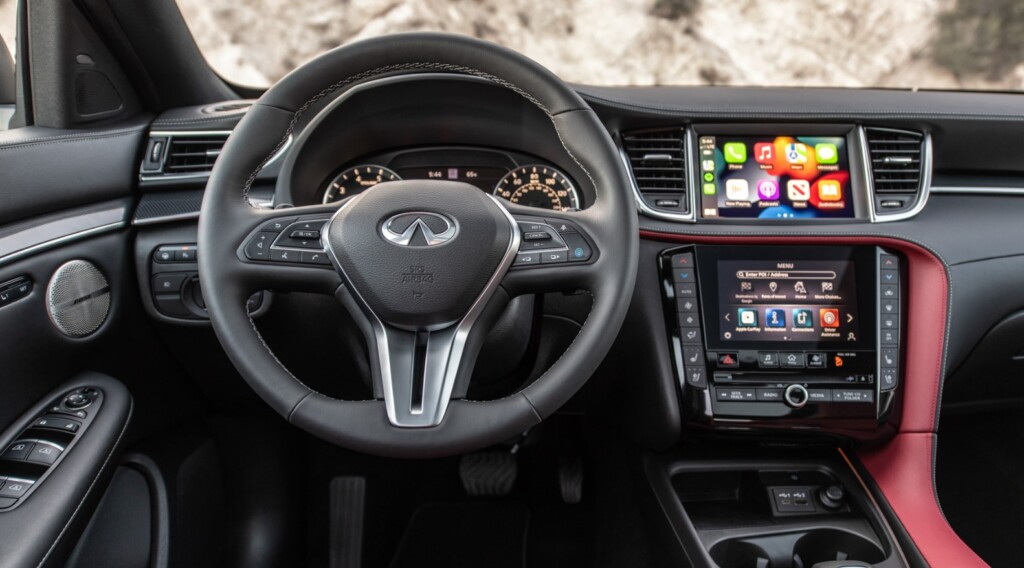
[860,433,987,567]
[640,230,986,566]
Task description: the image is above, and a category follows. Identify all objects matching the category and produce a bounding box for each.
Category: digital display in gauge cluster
[321,159,581,211]
[698,135,854,219]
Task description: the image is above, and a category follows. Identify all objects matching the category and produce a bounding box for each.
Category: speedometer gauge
[322,165,400,203]
[494,165,579,211]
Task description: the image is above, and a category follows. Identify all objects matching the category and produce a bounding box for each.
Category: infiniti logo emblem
[381,212,458,247]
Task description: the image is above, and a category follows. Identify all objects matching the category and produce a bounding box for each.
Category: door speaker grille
[46,260,111,338]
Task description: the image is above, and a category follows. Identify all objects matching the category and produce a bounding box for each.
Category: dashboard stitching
[0,128,144,151]
[579,92,1024,121]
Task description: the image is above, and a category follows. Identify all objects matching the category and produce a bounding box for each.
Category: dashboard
[318,147,582,211]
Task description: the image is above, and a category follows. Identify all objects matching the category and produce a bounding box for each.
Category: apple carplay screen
[698,135,854,219]
[697,246,876,351]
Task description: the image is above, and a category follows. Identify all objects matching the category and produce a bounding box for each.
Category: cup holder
[709,540,774,568]
[792,529,885,568]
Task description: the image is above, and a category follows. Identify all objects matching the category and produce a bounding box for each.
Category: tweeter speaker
[46,260,111,338]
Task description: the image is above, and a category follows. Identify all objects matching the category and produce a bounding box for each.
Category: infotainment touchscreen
[698,135,854,219]
[715,259,860,344]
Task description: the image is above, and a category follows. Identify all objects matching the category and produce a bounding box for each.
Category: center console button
[677,298,698,312]
[881,328,898,345]
[756,388,784,401]
[880,369,898,391]
[757,351,779,368]
[780,352,806,369]
[881,348,898,368]
[806,352,827,368]
[678,312,700,328]
[783,384,809,408]
[671,252,694,269]
[832,389,874,403]
[675,283,696,299]
[880,254,899,269]
[881,284,899,300]
[716,388,755,402]
[674,268,695,283]
[684,366,706,388]
[807,389,831,402]
[681,328,701,344]
[683,347,705,367]
[717,352,739,368]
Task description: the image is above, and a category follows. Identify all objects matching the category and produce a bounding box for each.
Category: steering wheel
[198,33,638,458]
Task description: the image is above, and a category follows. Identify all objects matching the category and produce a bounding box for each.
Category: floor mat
[390,502,529,568]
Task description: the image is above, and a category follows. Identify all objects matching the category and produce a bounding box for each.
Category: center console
[661,245,902,441]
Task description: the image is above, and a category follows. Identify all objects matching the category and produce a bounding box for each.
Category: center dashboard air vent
[865,127,929,218]
[621,128,690,218]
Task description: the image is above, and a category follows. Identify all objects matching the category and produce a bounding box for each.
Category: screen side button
[880,369,898,391]
[681,328,702,344]
[683,347,705,367]
[683,366,707,388]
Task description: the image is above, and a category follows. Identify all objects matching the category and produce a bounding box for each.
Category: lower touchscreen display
[698,134,854,219]
[714,259,861,345]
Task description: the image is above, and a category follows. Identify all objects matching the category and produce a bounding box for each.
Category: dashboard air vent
[622,128,689,215]
[865,128,927,217]
[164,135,228,174]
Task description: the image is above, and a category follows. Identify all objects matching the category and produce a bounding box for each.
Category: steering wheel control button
[152,273,187,294]
[26,442,62,466]
[2,442,33,461]
[561,233,592,262]
[514,252,540,266]
[290,229,320,240]
[270,249,299,263]
[0,479,32,499]
[784,384,809,408]
[301,251,332,266]
[259,217,297,233]
[540,249,568,264]
[244,233,275,261]
[274,220,330,250]
[523,231,550,241]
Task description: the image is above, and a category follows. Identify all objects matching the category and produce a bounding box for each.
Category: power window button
[26,443,62,466]
[1,442,33,461]
[0,479,32,498]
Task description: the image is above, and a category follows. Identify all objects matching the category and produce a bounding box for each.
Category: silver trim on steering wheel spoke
[324,194,521,427]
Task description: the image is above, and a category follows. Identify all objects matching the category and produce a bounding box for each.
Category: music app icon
[754,142,774,165]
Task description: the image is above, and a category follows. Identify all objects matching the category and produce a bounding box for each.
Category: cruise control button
[152,273,187,294]
[244,232,276,261]
[1,442,33,461]
[26,443,61,466]
[540,249,568,264]
[523,231,551,241]
[514,252,540,266]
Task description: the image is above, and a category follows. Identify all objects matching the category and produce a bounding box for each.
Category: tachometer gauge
[494,165,579,211]
[322,165,400,203]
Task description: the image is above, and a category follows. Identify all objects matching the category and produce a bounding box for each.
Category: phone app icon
[754,143,774,164]
[726,179,749,200]
[819,308,840,328]
[785,143,808,164]
[765,308,786,327]
[818,180,842,201]
[756,180,779,200]
[787,179,811,201]
[738,308,758,327]
[703,183,717,195]
[723,142,747,164]
[793,309,813,328]
[815,143,838,165]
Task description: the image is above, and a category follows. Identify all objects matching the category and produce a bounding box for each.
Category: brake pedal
[459,452,518,496]
[559,457,583,504]
[329,476,366,568]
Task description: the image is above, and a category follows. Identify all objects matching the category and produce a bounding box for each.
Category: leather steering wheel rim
[198,32,638,458]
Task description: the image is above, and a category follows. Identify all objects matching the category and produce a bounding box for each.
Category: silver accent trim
[617,129,697,223]
[0,207,126,268]
[323,190,521,428]
[931,186,1024,196]
[140,132,294,182]
[861,127,933,223]
[381,212,458,247]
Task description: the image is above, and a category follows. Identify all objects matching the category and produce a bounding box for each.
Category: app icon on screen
[765,308,786,327]
[724,142,747,164]
[738,308,758,327]
[819,308,840,328]
[818,180,842,201]
[793,309,813,328]
[815,143,839,164]
[756,180,779,200]
[787,179,811,201]
[785,143,808,164]
[703,183,716,195]
[726,179,749,200]
[754,143,774,164]
[702,159,715,171]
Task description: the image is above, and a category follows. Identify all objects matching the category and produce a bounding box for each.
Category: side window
[0,0,18,130]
